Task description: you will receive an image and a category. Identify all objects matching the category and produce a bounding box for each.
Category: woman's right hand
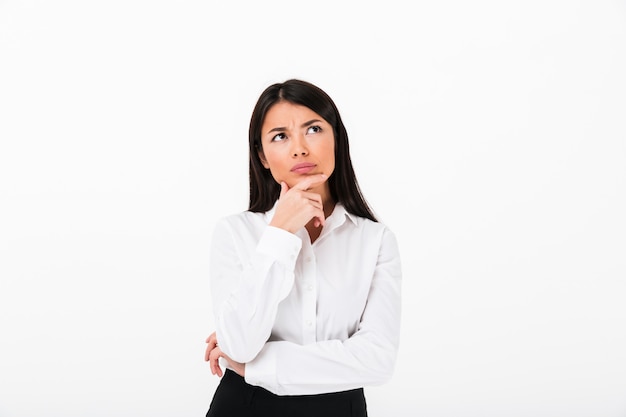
[269,174,327,233]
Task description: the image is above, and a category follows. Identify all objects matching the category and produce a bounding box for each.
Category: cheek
[263,154,289,181]
[325,143,336,168]
[265,154,284,171]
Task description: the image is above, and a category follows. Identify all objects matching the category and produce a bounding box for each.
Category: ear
[257,148,270,169]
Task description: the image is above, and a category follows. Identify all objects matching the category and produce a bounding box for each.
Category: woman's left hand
[204,332,245,378]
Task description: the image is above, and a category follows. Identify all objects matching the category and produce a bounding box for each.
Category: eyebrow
[266,119,324,135]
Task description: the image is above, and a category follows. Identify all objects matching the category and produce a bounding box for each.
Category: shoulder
[341,204,393,234]
[216,210,266,228]
[214,211,267,234]
[345,210,398,246]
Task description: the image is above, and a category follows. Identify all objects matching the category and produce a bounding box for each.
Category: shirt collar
[328,202,359,227]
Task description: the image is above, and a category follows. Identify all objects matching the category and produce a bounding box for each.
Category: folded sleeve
[210,218,302,363]
[245,227,402,395]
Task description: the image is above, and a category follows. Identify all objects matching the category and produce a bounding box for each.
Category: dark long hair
[248,79,377,222]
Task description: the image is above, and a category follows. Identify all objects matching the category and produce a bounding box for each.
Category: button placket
[300,245,317,344]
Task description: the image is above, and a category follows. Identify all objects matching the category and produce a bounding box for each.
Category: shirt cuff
[245,343,278,392]
[256,226,302,268]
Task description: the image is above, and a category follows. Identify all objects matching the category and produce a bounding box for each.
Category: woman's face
[258,101,335,191]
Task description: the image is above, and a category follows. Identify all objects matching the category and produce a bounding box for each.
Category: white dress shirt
[210,202,402,396]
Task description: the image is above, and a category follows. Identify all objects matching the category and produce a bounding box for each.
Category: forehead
[262,101,327,128]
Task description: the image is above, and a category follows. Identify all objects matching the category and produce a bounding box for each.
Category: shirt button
[306,320,312,326]
[307,285,314,291]
[305,257,312,263]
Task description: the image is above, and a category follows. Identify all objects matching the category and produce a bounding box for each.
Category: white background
[1,1,625,416]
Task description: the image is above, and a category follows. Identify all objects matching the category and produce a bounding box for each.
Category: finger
[297,191,323,207]
[293,174,327,191]
[300,194,325,227]
[279,181,289,198]
[309,210,325,228]
[209,348,221,375]
[204,335,217,362]
[205,344,215,361]
[205,341,217,362]
[211,356,219,376]
[315,213,325,227]
[214,355,223,377]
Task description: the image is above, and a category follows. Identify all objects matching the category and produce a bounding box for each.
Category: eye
[306,125,322,134]
[271,132,287,142]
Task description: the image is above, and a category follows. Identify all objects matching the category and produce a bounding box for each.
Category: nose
[290,134,308,157]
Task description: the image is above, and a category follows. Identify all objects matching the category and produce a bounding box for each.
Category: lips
[290,162,316,174]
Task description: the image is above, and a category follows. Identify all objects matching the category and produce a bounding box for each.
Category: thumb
[279,181,289,198]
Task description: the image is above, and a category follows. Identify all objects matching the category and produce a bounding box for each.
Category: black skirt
[206,369,368,417]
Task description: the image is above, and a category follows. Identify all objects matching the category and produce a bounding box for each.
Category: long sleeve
[210,217,303,363]
[244,227,402,395]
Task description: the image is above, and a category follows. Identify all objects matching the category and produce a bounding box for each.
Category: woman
[204,79,402,417]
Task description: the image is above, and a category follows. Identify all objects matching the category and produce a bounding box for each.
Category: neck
[314,184,333,209]
[322,198,336,218]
